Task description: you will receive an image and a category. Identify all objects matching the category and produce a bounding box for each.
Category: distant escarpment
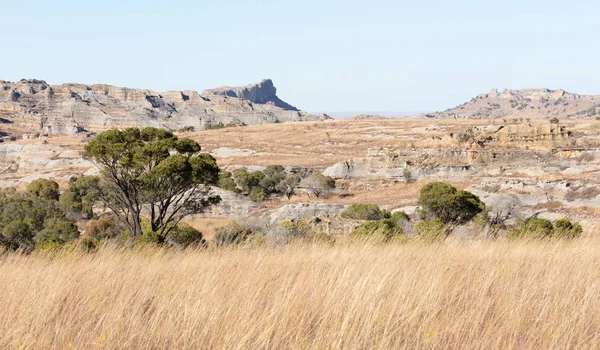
[0,78,329,136]
[424,88,600,120]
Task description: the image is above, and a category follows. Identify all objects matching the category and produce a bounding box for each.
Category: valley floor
[2,240,600,348]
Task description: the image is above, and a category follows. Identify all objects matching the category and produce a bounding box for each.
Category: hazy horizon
[2,0,600,113]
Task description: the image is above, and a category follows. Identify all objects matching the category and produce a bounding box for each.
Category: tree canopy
[83,127,220,237]
[418,182,485,224]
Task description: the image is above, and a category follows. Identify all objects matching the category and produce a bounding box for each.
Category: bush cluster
[219,165,313,201]
[0,181,79,252]
[350,209,410,241]
[341,204,390,221]
[509,218,582,239]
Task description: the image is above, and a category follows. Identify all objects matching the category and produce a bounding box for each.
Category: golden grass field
[2,239,600,349]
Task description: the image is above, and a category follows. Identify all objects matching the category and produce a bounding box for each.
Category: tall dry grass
[1,239,600,349]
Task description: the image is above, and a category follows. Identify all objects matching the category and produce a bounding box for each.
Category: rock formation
[0,78,329,136]
[423,88,600,120]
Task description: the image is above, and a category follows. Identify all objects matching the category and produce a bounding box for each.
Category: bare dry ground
[2,240,600,349]
[187,118,600,167]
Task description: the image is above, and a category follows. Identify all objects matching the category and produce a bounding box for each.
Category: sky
[1,0,600,115]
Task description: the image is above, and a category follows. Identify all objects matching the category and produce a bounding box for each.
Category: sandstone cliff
[424,88,600,120]
[0,79,329,136]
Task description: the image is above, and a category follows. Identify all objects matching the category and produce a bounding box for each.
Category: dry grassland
[2,239,600,348]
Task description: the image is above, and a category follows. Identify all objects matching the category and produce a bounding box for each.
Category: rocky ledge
[0,78,329,136]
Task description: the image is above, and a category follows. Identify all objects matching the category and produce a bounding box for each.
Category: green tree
[26,179,59,200]
[233,168,265,194]
[260,165,287,192]
[418,182,485,224]
[83,127,220,238]
[59,176,100,219]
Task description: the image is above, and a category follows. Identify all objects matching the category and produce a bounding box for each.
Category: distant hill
[0,79,329,136]
[423,88,600,120]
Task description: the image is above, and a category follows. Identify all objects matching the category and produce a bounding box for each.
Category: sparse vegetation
[341,203,390,220]
[301,173,336,198]
[509,217,582,239]
[178,126,195,132]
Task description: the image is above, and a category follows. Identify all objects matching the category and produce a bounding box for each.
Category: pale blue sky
[2,0,599,114]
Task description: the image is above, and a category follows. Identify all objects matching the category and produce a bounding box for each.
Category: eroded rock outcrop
[423,88,600,120]
[0,78,329,136]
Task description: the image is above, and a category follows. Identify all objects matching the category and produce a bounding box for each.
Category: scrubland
[2,239,600,349]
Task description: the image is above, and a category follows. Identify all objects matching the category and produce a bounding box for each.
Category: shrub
[1,221,34,252]
[0,191,65,251]
[166,223,205,248]
[418,182,485,224]
[249,187,269,202]
[214,222,258,246]
[178,126,195,132]
[390,211,410,222]
[233,168,265,194]
[260,165,287,193]
[218,171,240,193]
[78,237,98,252]
[301,174,336,198]
[59,176,99,219]
[553,218,582,238]
[341,204,390,221]
[26,179,59,200]
[414,219,445,240]
[351,218,404,240]
[86,216,124,241]
[279,220,313,237]
[507,218,577,239]
[35,219,80,249]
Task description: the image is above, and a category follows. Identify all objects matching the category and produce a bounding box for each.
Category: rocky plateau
[0,78,329,136]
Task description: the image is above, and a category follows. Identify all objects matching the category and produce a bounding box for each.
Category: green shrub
[78,237,98,252]
[1,220,34,252]
[218,171,240,193]
[553,218,583,238]
[86,216,124,241]
[418,182,485,224]
[351,218,404,240]
[260,165,287,192]
[509,218,556,239]
[510,217,582,239]
[279,220,313,237]
[214,222,258,246]
[178,126,195,132]
[390,211,410,222]
[0,191,66,251]
[233,168,265,194]
[249,187,269,202]
[26,179,59,201]
[59,176,99,219]
[35,219,80,249]
[341,204,390,221]
[166,224,205,248]
[414,219,445,240]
